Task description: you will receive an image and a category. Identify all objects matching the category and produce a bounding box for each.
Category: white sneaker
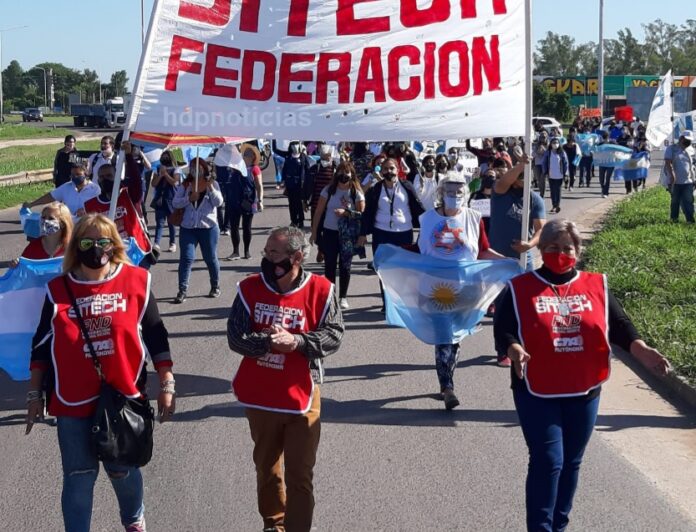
[339,298,350,310]
[168,243,177,252]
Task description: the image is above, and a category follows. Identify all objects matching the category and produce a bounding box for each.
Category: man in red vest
[84,141,153,267]
[228,226,344,532]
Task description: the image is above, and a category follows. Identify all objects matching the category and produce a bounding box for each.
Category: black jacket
[360,179,424,236]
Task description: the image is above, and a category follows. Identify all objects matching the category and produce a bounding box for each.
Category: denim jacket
[172,180,224,229]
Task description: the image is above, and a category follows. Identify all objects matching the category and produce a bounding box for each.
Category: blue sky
[0,0,688,90]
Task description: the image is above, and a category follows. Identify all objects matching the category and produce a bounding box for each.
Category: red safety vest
[84,189,152,255]
[232,272,334,414]
[46,264,150,417]
[509,271,611,398]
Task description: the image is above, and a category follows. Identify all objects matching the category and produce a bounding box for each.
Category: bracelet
[161,387,176,395]
[160,379,176,388]
[26,390,43,404]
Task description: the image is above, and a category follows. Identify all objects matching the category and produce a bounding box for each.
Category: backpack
[238,171,257,214]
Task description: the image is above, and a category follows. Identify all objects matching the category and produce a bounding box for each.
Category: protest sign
[579,108,601,119]
[129,0,527,140]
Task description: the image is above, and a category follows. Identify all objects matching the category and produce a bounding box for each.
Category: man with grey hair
[227,225,344,532]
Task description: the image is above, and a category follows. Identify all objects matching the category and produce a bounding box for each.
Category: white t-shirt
[50,180,101,215]
[374,182,412,232]
[418,208,481,261]
[88,152,115,178]
[548,152,564,180]
[320,186,365,231]
[413,174,439,211]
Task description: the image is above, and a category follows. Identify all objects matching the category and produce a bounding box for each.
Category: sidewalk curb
[0,168,53,187]
[575,176,696,412]
[613,344,696,411]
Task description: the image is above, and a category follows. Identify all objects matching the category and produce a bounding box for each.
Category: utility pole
[598,0,605,116]
[35,66,47,110]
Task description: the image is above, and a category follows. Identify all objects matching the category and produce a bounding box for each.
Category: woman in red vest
[493,219,670,532]
[25,214,175,532]
[10,202,72,267]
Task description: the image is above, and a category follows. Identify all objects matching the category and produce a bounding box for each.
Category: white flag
[646,70,673,148]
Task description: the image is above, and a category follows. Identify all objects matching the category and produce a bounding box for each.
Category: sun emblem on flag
[429,283,458,310]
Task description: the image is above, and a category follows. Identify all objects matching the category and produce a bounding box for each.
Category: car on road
[22,108,43,122]
[533,116,562,133]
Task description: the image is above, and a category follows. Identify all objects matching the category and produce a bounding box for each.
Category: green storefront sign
[534,75,673,107]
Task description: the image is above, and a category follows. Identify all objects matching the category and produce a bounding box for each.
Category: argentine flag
[0,258,63,380]
[577,133,600,157]
[374,245,523,345]
[614,152,651,181]
[0,238,147,381]
[591,143,634,168]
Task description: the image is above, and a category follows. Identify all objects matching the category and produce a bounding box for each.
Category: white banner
[131,0,527,141]
[646,70,673,148]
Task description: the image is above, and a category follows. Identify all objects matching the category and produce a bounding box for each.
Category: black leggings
[371,227,414,304]
[322,229,351,298]
[228,207,253,255]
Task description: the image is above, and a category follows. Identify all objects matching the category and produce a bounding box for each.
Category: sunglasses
[79,238,114,251]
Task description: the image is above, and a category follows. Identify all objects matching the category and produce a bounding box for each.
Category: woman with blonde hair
[10,202,73,267]
[26,213,175,532]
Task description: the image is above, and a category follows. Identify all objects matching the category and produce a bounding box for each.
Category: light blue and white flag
[646,70,673,147]
[0,238,145,380]
[613,151,651,181]
[374,245,523,345]
[577,133,599,157]
[590,143,634,167]
[0,258,63,380]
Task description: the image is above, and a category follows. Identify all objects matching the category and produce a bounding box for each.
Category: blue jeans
[549,178,563,209]
[598,166,613,195]
[435,343,460,390]
[513,386,600,532]
[178,226,220,292]
[57,416,144,532]
[273,154,285,184]
[154,208,176,246]
[670,183,695,222]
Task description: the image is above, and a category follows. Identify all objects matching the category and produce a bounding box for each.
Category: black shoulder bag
[63,277,155,467]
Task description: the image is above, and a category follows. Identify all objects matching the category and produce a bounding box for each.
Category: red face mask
[542,252,576,274]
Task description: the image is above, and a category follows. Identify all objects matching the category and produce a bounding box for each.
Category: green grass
[582,187,696,385]
[0,123,74,141]
[3,114,72,124]
[0,181,55,210]
[0,140,100,176]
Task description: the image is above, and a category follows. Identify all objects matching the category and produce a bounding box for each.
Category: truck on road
[71,97,127,128]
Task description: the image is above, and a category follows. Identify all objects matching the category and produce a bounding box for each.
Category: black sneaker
[442,388,460,410]
[173,291,186,304]
[209,287,221,298]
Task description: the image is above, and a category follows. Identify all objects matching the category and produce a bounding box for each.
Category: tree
[534,32,583,76]
[2,60,25,100]
[576,42,598,75]
[533,82,573,122]
[110,70,129,96]
[604,29,645,74]
[642,19,680,74]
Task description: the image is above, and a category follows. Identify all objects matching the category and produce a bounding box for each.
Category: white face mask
[41,219,61,236]
[443,196,465,210]
[320,159,331,168]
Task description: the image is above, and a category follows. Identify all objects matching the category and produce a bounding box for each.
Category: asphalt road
[0,159,694,531]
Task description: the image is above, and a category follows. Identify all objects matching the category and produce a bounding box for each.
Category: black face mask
[99,178,114,197]
[424,163,435,171]
[261,257,293,282]
[436,162,448,171]
[338,174,350,184]
[77,246,113,270]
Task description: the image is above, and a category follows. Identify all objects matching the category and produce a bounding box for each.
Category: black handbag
[63,277,155,467]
